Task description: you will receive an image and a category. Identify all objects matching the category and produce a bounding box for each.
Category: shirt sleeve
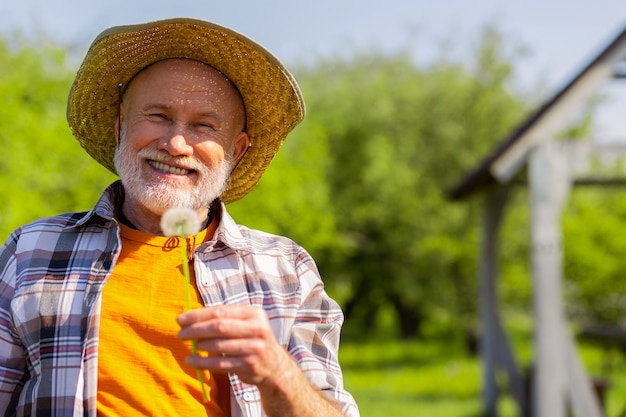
[288,247,360,417]
[0,231,28,416]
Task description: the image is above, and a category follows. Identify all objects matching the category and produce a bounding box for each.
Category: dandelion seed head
[160,207,202,237]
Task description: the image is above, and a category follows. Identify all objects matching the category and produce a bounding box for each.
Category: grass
[339,337,626,417]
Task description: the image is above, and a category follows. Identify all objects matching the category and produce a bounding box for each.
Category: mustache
[137,149,206,172]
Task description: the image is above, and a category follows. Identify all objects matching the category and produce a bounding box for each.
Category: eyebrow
[141,103,170,113]
[142,103,221,119]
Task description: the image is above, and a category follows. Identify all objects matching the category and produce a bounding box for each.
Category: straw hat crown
[67,17,305,204]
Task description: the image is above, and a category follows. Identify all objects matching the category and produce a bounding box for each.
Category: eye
[147,113,168,121]
[196,122,216,132]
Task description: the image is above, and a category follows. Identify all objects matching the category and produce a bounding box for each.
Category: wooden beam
[490,38,626,184]
[480,185,529,416]
[480,186,508,417]
[529,142,569,417]
[495,319,528,416]
[528,141,603,417]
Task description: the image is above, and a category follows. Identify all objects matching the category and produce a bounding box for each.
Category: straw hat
[67,17,305,204]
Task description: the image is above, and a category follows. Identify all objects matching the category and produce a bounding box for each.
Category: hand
[177,304,345,417]
[176,304,289,387]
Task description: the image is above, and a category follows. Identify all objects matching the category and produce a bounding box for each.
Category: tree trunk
[388,293,422,339]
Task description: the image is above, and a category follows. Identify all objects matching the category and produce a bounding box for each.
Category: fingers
[176,304,285,385]
[184,350,284,386]
[185,351,256,372]
[194,335,266,356]
[185,354,231,372]
[177,304,264,326]
[177,304,269,341]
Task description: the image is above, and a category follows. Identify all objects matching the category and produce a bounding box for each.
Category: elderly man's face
[114,58,249,216]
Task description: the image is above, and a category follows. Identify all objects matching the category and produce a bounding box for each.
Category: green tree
[227,122,341,258]
[0,35,116,239]
[14,26,625,346]
[231,27,529,342]
[563,188,626,324]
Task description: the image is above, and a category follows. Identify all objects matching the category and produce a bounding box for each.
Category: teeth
[150,160,191,175]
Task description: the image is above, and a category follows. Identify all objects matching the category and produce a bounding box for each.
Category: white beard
[113,129,233,214]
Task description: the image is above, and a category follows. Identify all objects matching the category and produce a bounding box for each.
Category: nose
[159,134,193,157]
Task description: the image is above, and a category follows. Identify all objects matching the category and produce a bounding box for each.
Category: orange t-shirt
[97,219,230,416]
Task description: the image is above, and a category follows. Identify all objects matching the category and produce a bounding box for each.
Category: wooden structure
[447,24,626,417]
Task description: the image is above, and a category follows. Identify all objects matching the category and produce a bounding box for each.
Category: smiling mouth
[148,159,195,176]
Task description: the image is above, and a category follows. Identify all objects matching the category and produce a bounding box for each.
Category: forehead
[124,58,241,105]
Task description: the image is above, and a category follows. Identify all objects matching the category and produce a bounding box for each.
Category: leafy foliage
[2,25,625,345]
[0,36,115,239]
[232,27,529,340]
[563,188,626,323]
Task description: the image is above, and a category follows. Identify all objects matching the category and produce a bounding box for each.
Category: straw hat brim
[67,18,305,204]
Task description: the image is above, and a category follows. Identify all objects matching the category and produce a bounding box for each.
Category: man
[0,18,359,417]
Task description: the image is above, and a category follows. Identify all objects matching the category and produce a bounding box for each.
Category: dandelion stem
[181,234,209,403]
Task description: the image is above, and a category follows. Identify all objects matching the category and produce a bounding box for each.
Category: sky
[1,0,625,138]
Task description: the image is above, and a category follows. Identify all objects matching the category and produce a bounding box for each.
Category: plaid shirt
[0,181,359,417]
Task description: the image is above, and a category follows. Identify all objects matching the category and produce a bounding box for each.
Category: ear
[115,103,125,146]
[115,118,121,146]
[232,131,251,165]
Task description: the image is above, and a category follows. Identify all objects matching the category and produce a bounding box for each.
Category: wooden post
[480,185,529,417]
[480,186,510,417]
[528,141,602,417]
[529,141,569,417]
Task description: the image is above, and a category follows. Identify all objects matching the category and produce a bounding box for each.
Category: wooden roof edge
[447,23,626,201]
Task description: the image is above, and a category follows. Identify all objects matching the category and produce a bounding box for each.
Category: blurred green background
[2,23,626,416]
